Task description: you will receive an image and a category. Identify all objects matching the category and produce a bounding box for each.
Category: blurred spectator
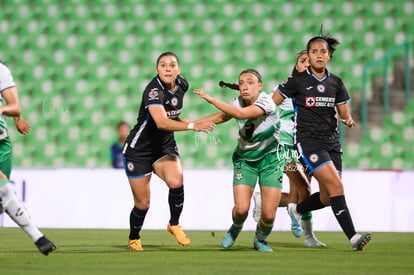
[111,121,130,169]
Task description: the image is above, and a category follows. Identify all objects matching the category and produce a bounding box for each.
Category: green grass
[1,228,413,275]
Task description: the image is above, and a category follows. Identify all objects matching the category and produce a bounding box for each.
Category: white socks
[301,219,314,238]
[350,233,361,244]
[0,183,43,242]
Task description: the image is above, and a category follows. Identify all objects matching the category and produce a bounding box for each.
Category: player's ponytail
[218,81,239,91]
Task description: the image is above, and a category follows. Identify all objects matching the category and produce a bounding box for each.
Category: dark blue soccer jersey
[277,68,350,141]
[124,75,188,155]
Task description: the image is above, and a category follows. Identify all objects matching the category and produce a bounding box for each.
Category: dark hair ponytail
[218,69,262,91]
[218,80,239,91]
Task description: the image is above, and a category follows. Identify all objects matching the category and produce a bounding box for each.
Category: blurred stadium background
[0,0,413,170]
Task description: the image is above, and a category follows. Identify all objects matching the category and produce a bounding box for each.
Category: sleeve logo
[148,88,159,100]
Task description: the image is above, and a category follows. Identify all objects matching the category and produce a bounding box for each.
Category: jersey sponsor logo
[306,96,335,107]
[305,96,316,107]
[166,109,182,119]
[315,97,335,107]
[306,86,313,90]
[317,84,325,93]
[309,153,319,163]
[148,88,159,100]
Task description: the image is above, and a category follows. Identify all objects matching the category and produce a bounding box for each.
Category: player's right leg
[222,185,252,249]
[127,174,151,251]
[224,158,256,249]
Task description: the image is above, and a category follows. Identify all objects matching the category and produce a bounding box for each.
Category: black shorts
[296,139,342,176]
[123,141,179,178]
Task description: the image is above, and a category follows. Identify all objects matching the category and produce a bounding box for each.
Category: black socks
[330,195,356,240]
[168,186,184,226]
[297,192,326,214]
[129,207,148,240]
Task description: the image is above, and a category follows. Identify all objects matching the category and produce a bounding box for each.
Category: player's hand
[193,121,215,133]
[15,117,31,135]
[340,118,355,128]
[193,89,215,104]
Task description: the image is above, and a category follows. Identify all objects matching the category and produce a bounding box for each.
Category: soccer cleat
[167,223,191,246]
[352,233,372,251]
[304,235,326,247]
[128,239,144,251]
[252,192,262,223]
[253,238,273,252]
[35,236,57,256]
[287,203,303,238]
[221,225,242,249]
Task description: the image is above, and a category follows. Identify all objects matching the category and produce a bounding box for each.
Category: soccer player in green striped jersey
[194,69,285,252]
[0,61,56,255]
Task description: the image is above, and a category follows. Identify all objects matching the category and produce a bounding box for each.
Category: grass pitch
[0,228,413,275]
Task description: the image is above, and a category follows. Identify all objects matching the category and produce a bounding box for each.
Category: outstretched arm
[194,112,232,125]
[148,105,215,133]
[193,89,264,120]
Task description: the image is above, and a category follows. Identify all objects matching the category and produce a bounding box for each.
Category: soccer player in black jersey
[272,35,372,251]
[253,51,325,247]
[122,52,215,251]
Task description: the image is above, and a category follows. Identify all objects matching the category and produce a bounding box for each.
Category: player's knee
[0,183,16,207]
[233,205,249,217]
[166,178,183,189]
[134,197,150,209]
[260,215,275,225]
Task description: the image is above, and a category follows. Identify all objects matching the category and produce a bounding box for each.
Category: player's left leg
[0,177,57,255]
[253,152,284,252]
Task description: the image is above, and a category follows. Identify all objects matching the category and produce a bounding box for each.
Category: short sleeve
[254,93,276,114]
[0,63,16,92]
[335,78,350,105]
[277,76,297,98]
[176,75,189,92]
[143,86,165,107]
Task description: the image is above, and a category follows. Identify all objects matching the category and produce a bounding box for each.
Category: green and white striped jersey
[0,63,16,140]
[231,91,280,161]
[273,85,295,146]
[278,97,295,146]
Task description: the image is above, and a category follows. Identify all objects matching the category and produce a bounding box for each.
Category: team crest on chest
[171,97,178,106]
[317,84,325,93]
